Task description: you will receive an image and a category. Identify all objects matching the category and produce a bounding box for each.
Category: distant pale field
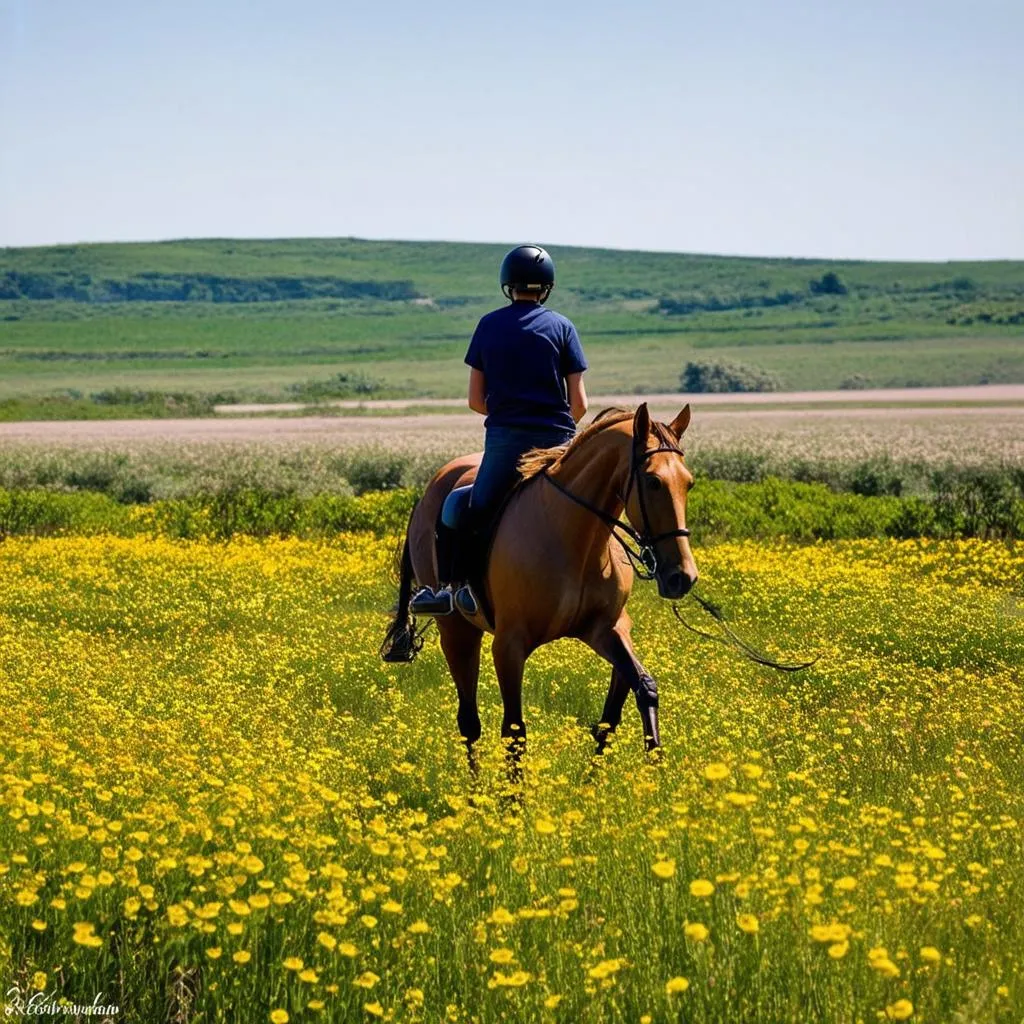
[1,407,1022,465]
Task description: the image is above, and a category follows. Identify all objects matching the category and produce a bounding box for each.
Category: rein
[672,596,820,673]
[539,440,690,579]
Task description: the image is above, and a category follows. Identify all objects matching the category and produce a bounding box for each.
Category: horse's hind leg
[593,668,631,753]
[491,631,529,784]
[438,617,484,767]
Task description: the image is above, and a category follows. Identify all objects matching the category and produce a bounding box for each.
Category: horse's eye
[645,474,663,491]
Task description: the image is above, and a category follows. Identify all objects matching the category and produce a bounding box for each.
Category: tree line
[0,272,420,303]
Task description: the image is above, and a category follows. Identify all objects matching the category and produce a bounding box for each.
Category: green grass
[0,238,1022,410]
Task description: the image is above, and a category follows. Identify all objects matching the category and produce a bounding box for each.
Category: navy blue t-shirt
[464,301,588,432]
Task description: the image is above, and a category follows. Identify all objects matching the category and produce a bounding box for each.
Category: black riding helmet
[500,244,555,302]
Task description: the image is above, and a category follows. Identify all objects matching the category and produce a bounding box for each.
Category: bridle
[540,438,690,580]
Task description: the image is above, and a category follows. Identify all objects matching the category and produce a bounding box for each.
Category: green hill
[1,237,1022,416]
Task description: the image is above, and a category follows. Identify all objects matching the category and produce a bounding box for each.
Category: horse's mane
[518,407,633,481]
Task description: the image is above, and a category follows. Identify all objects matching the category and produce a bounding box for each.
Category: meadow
[1,271,1022,1021]
[1,238,1022,414]
[1,527,1021,1023]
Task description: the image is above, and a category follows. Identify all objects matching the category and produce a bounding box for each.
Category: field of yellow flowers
[1,530,1021,1022]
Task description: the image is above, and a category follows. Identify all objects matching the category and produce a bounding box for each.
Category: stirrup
[409,586,454,616]
[454,585,479,617]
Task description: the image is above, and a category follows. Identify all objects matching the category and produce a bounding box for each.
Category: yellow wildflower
[72,922,102,948]
[885,1000,914,1020]
[652,859,676,880]
[588,959,624,980]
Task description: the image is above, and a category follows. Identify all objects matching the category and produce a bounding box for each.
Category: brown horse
[381,403,698,754]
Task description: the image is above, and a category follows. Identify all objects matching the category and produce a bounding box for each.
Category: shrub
[810,271,848,296]
[285,372,388,402]
[0,489,133,538]
[681,359,782,393]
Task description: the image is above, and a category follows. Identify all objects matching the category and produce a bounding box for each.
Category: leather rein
[539,440,689,579]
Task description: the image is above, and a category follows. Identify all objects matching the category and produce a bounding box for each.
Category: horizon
[3,231,1021,267]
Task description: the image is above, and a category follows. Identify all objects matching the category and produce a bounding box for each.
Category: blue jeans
[470,423,576,519]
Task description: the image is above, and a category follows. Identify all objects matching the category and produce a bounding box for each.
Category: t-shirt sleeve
[561,321,588,375]
[464,321,485,370]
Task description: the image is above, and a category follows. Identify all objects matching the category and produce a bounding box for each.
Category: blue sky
[1,0,1021,259]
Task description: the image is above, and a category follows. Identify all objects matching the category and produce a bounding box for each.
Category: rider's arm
[468,368,487,415]
[566,372,588,423]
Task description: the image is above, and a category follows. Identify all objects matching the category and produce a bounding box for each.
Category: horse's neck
[553,429,631,516]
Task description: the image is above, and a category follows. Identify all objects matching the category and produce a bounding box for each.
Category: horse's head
[624,403,699,600]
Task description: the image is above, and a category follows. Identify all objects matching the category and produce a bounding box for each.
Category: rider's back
[465,301,586,434]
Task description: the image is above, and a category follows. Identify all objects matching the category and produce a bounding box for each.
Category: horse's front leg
[592,668,631,752]
[586,618,661,751]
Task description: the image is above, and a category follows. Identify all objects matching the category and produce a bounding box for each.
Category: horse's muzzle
[658,568,696,600]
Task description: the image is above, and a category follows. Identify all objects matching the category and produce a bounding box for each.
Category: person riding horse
[409,244,589,617]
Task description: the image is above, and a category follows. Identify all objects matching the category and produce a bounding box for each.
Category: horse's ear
[632,403,651,447]
[668,404,691,439]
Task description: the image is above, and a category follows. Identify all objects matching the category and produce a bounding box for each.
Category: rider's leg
[436,521,459,585]
[451,432,521,615]
[454,425,574,615]
[410,489,471,616]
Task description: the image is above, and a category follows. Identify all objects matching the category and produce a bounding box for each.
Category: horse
[381,402,698,757]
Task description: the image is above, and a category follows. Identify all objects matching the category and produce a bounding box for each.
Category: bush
[284,372,389,402]
[810,272,848,296]
[345,452,409,493]
[2,478,1020,543]
[681,359,782,393]
[689,479,939,543]
[0,489,133,538]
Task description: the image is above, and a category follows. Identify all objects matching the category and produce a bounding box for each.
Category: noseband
[540,440,690,580]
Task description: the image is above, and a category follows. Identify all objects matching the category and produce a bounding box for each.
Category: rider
[410,243,589,616]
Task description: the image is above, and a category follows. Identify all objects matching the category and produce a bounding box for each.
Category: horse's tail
[380,508,425,663]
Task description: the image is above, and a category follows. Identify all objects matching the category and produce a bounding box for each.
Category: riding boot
[412,514,481,617]
[435,521,459,586]
[452,525,482,615]
[409,523,458,616]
